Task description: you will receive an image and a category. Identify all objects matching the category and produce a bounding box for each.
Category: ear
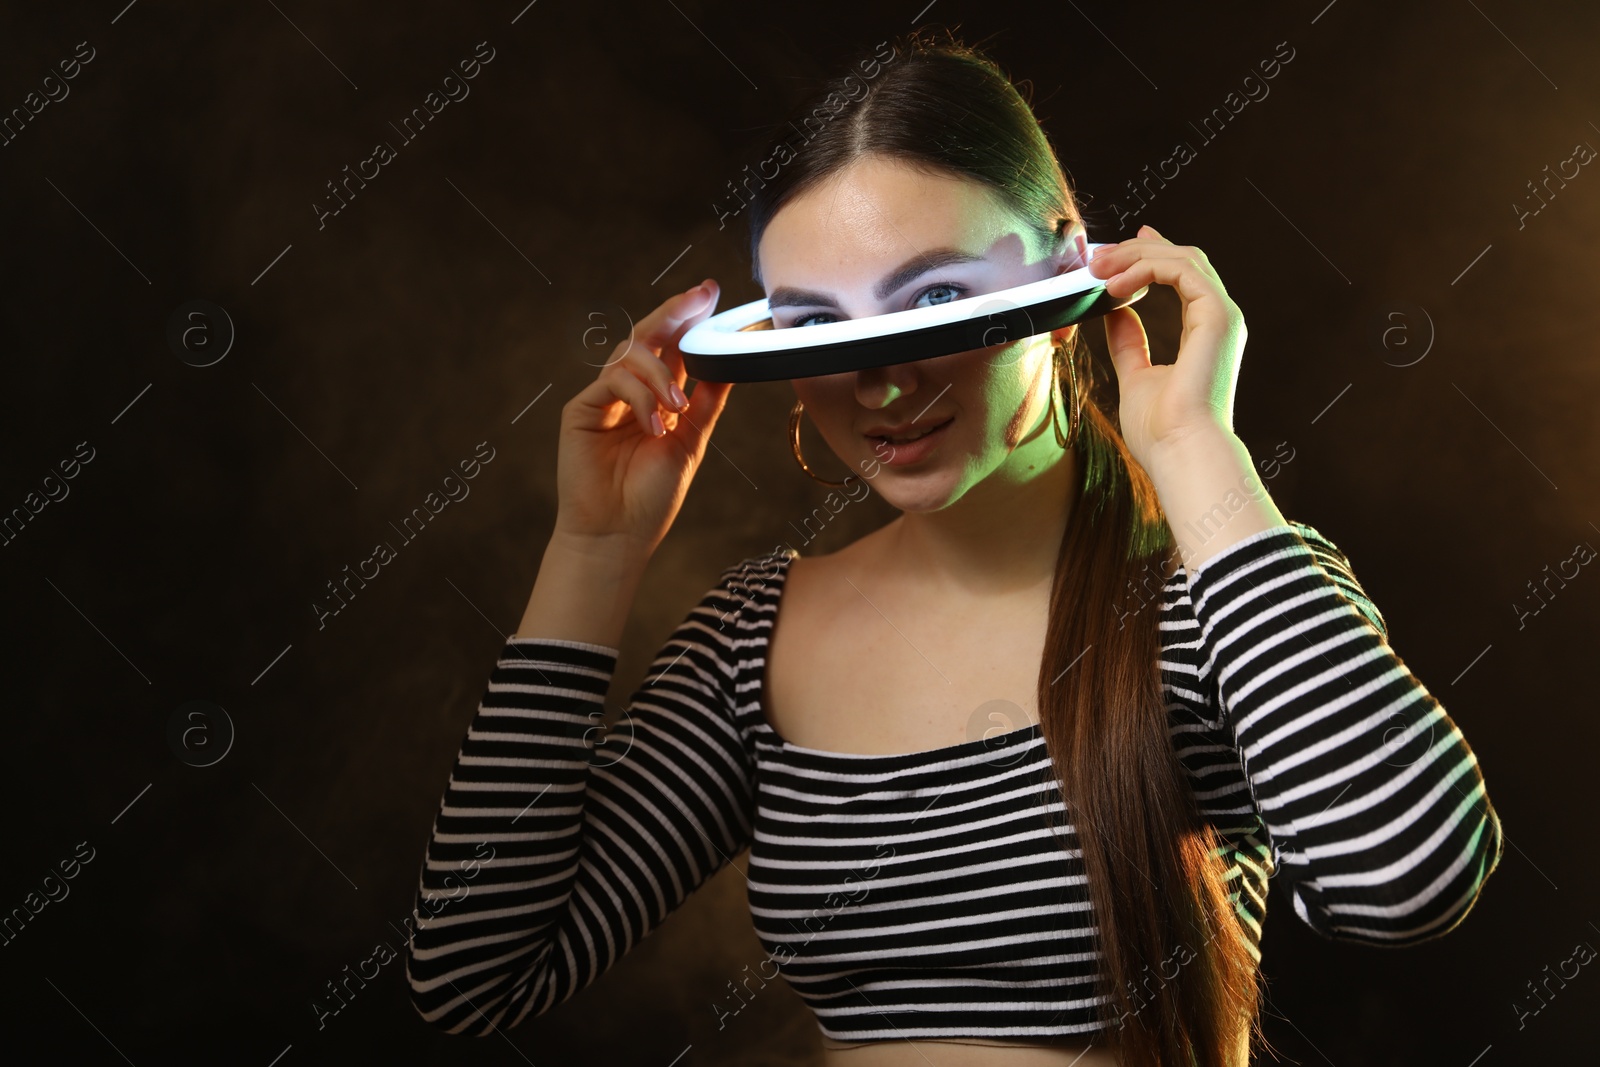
[1054,221,1091,272]
[1050,324,1079,351]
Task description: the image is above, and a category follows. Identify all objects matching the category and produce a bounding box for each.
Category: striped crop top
[404,521,1503,1043]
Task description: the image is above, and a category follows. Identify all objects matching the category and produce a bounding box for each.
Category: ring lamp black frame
[679,242,1144,383]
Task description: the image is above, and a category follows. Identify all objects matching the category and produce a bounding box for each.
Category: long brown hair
[740,27,1264,1067]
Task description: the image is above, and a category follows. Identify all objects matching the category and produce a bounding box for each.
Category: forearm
[407,639,617,1032]
[1144,428,1289,572]
[411,560,763,1030]
[1182,522,1502,942]
[515,530,651,649]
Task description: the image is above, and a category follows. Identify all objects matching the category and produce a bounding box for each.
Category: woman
[404,28,1502,1067]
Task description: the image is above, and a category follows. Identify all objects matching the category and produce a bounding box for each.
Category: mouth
[866,417,955,466]
[867,416,954,447]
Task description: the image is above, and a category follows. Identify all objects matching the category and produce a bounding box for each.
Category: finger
[1138,223,1173,246]
[616,339,691,419]
[1101,256,1240,385]
[1101,305,1152,383]
[571,362,667,436]
[1134,224,1213,275]
[638,279,720,386]
[1097,254,1232,316]
[657,278,721,388]
[671,377,736,457]
[636,279,717,347]
[604,279,721,419]
[1089,240,1219,283]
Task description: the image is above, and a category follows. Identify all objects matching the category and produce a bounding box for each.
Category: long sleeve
[1184,520,1503,946]
[404,560,760,1033]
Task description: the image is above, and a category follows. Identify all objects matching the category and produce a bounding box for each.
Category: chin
[867,471,961,513]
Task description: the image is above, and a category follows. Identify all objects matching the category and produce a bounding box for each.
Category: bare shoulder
[784,521,898,604]
[773,524,907,654]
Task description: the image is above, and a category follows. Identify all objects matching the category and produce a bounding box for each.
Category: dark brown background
[1,1,1594,1063]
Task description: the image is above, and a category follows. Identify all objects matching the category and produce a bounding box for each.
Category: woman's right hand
[553,279,733,557]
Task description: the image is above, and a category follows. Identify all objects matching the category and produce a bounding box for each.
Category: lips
[866,416,953,444]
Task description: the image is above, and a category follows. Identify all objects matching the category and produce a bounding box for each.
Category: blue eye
[789,282,970,328]
[915,283,966,308]
[790,311,834,328]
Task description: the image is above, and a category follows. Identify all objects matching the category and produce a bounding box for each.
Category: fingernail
[669,382,688,409]
[651,412,665,436]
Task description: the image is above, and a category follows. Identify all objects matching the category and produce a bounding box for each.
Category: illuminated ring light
[679,243,1146,383]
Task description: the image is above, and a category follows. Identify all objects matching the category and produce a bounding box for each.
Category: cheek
[984,350,1039,450]
[794,380,852,440]
[792,381,825,418]
[1000,394,1030,449]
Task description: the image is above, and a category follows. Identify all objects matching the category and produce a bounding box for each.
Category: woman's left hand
[1085,224,1246,472]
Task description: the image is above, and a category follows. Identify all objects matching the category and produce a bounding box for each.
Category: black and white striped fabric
[404,521,1502,1041]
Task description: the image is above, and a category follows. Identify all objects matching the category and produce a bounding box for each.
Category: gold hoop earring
[789,400,851,487]
[1050,340,1082,450]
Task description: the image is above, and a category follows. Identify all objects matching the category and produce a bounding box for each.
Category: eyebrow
[766,247,988,310]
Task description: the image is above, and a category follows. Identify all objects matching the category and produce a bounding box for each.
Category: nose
[854,359,919,410]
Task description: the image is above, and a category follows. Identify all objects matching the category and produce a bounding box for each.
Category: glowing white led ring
[679,242,1145,382]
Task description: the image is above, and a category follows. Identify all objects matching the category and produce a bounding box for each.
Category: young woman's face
[758,154,1086,512]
